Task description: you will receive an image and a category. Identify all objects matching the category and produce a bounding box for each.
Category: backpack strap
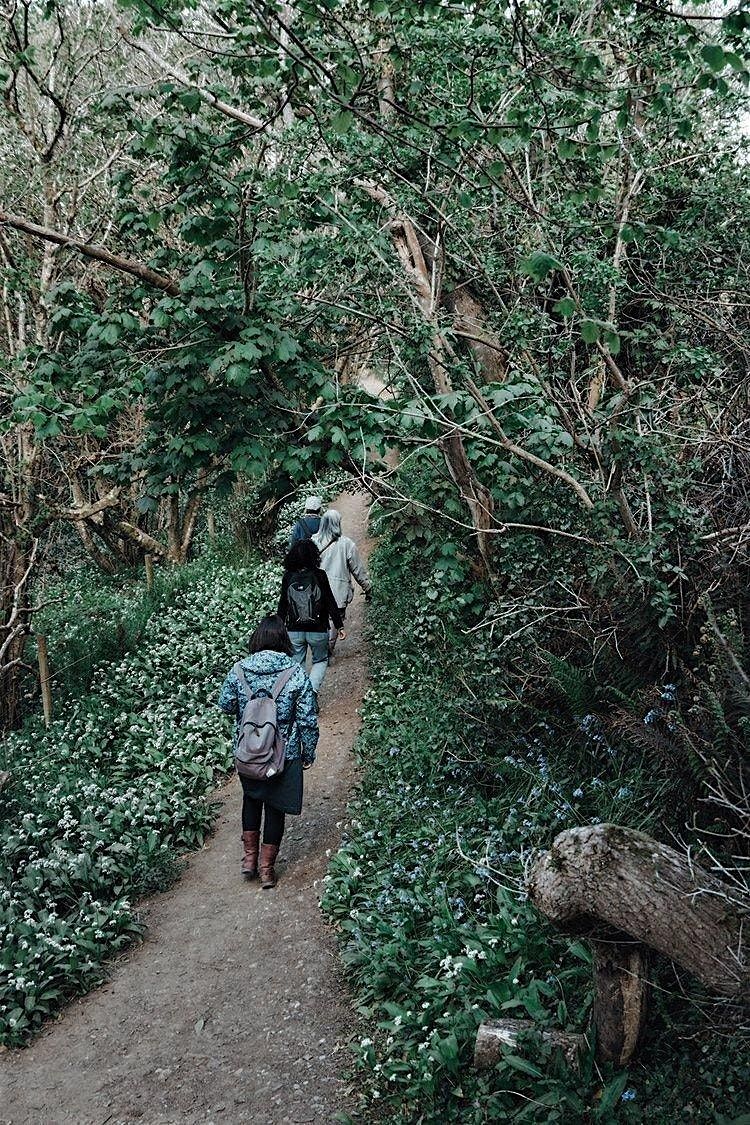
[270,666,295,700]
[234,663,253,698]
[234,663,294,701]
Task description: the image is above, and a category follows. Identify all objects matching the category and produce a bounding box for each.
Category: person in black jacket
[278,539,344,698]
[289,495,323,545]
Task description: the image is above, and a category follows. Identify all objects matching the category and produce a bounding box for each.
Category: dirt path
[0,488,371,1125]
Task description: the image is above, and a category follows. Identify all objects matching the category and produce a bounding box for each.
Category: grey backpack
[234,665,295,780]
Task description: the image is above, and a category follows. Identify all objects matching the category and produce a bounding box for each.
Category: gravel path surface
[0,487,371,1125]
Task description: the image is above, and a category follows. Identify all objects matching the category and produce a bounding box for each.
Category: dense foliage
[0,549,278,1044]
[1,0,748,1117]
[323,495,749,1122]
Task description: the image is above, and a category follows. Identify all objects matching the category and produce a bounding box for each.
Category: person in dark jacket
[289,495,323,545]
[219,614,319,888]
[278,539,343,698]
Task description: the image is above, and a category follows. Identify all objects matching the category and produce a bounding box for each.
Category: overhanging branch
[0,211,180,296]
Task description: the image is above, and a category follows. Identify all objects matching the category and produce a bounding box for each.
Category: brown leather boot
[241,831,260,878]
[259,843,279,889]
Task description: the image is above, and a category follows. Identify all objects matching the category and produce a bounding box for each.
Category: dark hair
[284,538,321,571]
[248,614,293,656]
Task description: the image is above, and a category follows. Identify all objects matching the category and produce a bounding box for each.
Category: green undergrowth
[0,549,280,1046]
[322,537,748,1124]
[31,559,213,705]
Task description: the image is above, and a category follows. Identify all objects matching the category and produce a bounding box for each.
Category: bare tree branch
[0,210,180,295]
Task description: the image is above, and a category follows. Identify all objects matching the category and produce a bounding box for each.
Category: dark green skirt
[240,757,303,815]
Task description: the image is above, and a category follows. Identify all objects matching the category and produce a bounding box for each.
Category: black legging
[240,776,285,845]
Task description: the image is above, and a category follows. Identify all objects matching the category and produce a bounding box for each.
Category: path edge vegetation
[0,1,748,1118]
[0,539,278,1045]
[0,477,349,1047]
[322,476,750,1125]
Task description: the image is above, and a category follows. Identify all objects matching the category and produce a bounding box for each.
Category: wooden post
[144,553,154,592]
[207,510,216,539]
[36,633,52,728]
[590,940,648,1066]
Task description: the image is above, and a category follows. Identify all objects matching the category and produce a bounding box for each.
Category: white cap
[305,495,323,512]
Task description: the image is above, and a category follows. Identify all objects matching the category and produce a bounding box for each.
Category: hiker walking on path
[278,539,344,700]
[313,508,372,656]
[219,614,319,888]
[289,494,324,544]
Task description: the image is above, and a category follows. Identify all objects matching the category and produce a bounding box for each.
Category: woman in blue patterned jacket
[218,614,319,888]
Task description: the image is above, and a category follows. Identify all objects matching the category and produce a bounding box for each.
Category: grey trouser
[288,630,329,693]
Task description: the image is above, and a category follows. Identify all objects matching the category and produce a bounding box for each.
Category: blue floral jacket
[218,650,319,766]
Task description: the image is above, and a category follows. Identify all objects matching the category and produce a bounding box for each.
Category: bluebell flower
[572,787,584,799]
[621,1088,637,1101]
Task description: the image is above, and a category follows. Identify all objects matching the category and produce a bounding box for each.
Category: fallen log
[527,824,749,998]
[474,824,748,1071]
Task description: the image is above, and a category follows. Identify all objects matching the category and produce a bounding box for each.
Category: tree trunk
[0,535,36,732]
[527,824,749,999]
[167,493,181,562]
[442,284,506,383]
[355,181,497,573]
[113,520,168,558]
[177,487,203,563]
[0,420,40,732]
[0,209,180,295]
[165,481,205,564]
[68,479,119,572]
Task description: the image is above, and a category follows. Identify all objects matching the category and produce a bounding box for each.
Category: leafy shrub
[31,561,204,704]
[323,530,749,1122]
[0,553,280,1045]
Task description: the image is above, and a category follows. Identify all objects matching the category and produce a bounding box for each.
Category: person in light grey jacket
[312,509,371,654]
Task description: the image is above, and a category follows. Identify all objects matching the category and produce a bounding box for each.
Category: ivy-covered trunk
[0,524,36,733]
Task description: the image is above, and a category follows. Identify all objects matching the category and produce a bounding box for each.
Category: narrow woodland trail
[0,488,373,1125]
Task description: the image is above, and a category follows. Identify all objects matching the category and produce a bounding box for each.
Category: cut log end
[474,1018,585,1070]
